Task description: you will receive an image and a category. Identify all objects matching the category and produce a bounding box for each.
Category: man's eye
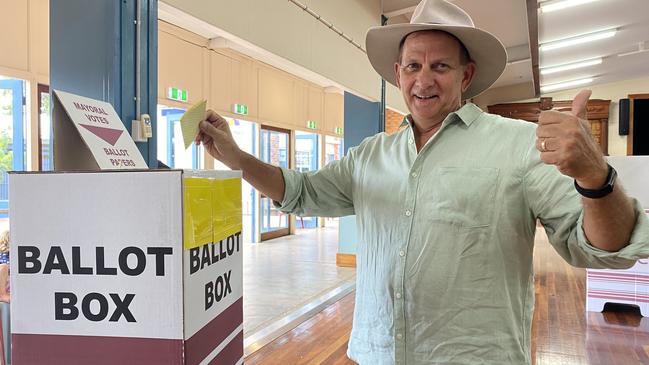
[434,63,450,71]
[404,63,420,72]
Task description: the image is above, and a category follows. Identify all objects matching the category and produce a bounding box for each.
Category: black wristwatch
[574,164,617,199]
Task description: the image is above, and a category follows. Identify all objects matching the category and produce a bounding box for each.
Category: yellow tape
[211,178,242,244]
[183,177,242,250]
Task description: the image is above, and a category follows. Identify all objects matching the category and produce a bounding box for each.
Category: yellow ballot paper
[180,99,207,149]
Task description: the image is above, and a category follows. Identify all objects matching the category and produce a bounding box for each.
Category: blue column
[339,92,381,255]
[50,0,157,167]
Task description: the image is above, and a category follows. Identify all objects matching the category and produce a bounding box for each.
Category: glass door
[260,125,290,241]
[323,135,344,228]
[295,131,320,229]
[38,84,53,171]
[157,105,201,169]
[0,77,26,221]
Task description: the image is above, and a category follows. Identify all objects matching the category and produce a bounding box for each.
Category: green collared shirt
[276,103,649,365]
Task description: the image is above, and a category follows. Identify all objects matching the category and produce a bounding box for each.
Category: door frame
[260,124,291,241]
[627,94,649,155]
[37,84,50,171]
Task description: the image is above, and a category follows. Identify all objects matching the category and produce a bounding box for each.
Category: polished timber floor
[246,227,649,365]
[243,222,356,336]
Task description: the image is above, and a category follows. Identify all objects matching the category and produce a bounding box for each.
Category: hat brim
[366,23,507,100]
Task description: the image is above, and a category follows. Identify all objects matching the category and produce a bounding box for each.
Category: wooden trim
[628,94,649,99]
[526,0,540,97]
[336,253,356,268]
[261,228,290,241]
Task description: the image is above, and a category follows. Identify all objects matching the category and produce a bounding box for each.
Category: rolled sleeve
[571,199,649,268]
[272,151,356,217]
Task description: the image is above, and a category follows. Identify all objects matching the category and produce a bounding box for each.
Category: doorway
[628,94,649,155]
[260,125,290,241]
[0,77,26,220]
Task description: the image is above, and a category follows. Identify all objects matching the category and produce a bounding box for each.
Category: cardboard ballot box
[9,169,243,365]
[587,156,649,316]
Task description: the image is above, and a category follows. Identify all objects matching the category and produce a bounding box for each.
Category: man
[196,0,649,363]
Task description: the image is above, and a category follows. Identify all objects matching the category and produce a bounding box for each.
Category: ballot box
[9,169,243,365]
[586,156,649,316]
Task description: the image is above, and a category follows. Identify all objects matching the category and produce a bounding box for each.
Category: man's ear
[394,62,402,89]
[461,62,477,92]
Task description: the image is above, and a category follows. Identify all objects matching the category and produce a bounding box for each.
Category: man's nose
[414,68,436,87]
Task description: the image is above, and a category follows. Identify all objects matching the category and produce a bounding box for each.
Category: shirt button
[399,250,405,257]
[396,292,402,299]
[396,333,403,340]
[408,138,414,144]
[411,171,418,178]
[405,210,412,217]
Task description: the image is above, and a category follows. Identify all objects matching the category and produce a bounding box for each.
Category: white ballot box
[587,156,649,316]
[9,169,243,365]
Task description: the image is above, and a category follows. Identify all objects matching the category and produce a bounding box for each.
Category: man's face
[394,31,475,126]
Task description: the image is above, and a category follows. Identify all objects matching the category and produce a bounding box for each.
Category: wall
[385,108,406,134]
[158,21,345,137]
[160,0,387,107]
[338,91,380,255]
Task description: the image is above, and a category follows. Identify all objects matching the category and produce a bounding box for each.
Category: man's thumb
[571,89,592,119]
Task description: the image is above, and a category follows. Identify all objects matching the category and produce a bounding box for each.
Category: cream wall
[160,0,392,108]
[0,0,49,170]
[158,21,345,136]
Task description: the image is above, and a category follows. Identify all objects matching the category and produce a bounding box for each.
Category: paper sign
[180,100,207,149]
[54,89,147,169]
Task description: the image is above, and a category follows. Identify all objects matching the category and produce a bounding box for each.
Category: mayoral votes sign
[54,89,147,169]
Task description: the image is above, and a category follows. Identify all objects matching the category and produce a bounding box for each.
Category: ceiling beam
[526,0,540,97]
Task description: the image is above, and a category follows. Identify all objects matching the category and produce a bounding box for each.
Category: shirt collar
[399,102,483,128]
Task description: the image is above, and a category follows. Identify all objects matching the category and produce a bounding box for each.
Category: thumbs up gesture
[536,90,609,189]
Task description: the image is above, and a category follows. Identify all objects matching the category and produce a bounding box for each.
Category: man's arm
[580,178,636,251]
[196,111,285,202]
[536,90,636,252]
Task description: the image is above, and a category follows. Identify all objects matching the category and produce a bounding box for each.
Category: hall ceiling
[382,0,649,97]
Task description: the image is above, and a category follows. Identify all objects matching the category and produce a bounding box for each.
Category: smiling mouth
[414,94,438,100]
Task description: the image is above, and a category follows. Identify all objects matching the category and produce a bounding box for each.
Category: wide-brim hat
[366,0,507,99]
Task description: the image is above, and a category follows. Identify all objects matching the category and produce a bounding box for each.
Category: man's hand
[195,110,243,169]
[536,89,608,189]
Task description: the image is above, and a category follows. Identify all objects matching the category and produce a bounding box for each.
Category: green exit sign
[232,104,248,115]
[334,127,344,135]
[306,120,317,129]
[167,87,188,102]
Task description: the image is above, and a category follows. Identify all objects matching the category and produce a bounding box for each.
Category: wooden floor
[246,230,649,365]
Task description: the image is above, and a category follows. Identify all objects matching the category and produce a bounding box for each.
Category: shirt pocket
[422,166,499,228]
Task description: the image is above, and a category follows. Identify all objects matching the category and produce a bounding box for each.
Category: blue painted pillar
[50,0,157,167]
[339,92,381,255]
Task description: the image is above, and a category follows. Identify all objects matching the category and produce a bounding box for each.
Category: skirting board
[336,253,356,268]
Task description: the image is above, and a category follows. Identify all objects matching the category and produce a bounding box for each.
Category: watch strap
[574,164,617,199]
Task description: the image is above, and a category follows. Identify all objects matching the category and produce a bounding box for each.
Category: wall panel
[0,0,29,72]
[158,30,205,106]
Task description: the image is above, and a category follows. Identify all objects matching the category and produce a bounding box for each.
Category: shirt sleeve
[523,139,649,269]
[272,146,357,218]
